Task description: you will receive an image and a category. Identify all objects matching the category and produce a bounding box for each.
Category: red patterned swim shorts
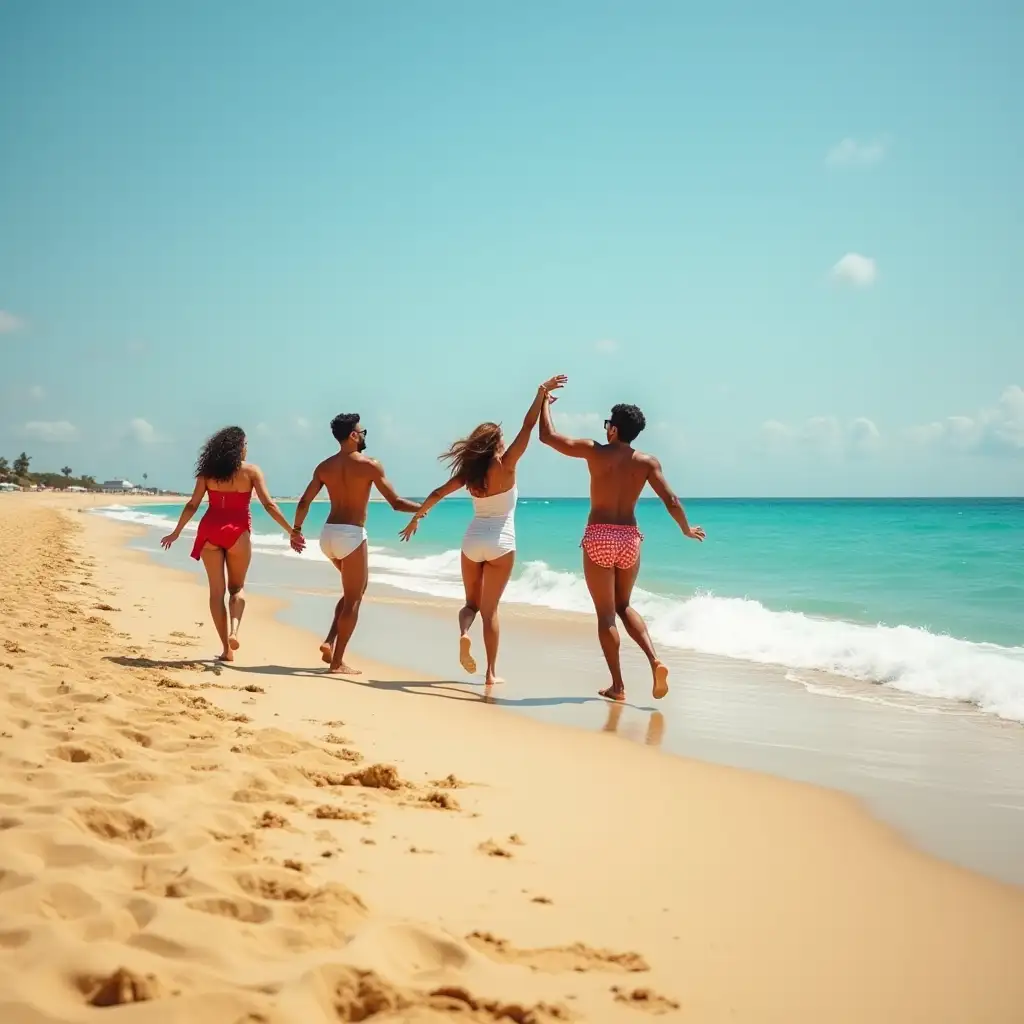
[580,524,643,569]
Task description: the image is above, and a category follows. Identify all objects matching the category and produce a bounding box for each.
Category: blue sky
[1,1,1022,496]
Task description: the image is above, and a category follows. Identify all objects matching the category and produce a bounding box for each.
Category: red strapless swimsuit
[190,490,253,560]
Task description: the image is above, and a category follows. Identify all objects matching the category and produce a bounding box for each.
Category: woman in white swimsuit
[400,374,566,686]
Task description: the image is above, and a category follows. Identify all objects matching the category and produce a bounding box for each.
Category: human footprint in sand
[539,394,704,702]
[292,413,420,675]
[160,426,302,661]
[400,375,567,687]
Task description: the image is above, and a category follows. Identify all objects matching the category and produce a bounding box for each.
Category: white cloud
[908,387,1024,456]
[254,422,272,438]
[21,420,79,442]
[831,253,878,287]
[0,310,24,334]
[826,138,887,167]
[552,411,605,437]
[294,416,311,433]
[594,338,619,355]
[848,416,883,455]
[29,385,45,400]
[759,415,882,458]
[127,418,159,444]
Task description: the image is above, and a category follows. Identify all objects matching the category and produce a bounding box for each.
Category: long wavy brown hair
[440,421,503,493]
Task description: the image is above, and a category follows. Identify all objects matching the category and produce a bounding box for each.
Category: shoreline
[3,493,1024,1021]
[110,499,1024,886]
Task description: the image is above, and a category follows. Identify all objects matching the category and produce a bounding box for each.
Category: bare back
[204,464,257,494]
[316,451,379,526]
[467,457,516,499]
[585,445,656,526]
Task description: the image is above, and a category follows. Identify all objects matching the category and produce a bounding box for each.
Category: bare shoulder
[355,453,384,476]
[635,450,661,472]
[241,462,265,482]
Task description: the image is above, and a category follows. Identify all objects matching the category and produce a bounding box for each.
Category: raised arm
[398,474,463,542]
[538,392,595,459]
[160,477,207,548]
[369,460,421,514]
[646,457,705,541]
[503,375,568,470]
[250,465,303,541]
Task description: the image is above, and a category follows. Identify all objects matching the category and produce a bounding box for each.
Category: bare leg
[614,556,668,699]
[321,597,343,663]
[459,553,483,674]
[199,544,231,661]
[328,542,368,675]
[479,551,515,686]
[225,532,251,651]
[583,552,624,699]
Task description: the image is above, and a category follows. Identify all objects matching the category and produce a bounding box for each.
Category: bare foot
[327,663,362,676]
[484,674,504,686]
[216,650,234,663]
[319,642,333,664]
[599,686,625,702]
[229,635,240,651]
[652,661,669,700]
[459,635,477,675]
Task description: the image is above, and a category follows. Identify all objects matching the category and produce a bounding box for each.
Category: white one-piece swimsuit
[462,485,517,563]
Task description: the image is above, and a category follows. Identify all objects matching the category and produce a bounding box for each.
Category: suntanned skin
[398,375,567,686]
[161,451,300,662]
[539,394,705,701]
[291,422,419,675]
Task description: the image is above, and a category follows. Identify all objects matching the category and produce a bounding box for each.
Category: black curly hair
[196,426,246,482]
[609,403,646,443]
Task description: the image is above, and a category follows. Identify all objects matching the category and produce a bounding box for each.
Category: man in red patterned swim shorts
[539,394,705,702]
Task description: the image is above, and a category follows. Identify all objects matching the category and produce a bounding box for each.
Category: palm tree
[62,466,73,479]
[0,456,9,481]
[12,452,30,478]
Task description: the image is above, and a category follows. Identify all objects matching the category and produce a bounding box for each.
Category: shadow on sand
[104,656,660,725]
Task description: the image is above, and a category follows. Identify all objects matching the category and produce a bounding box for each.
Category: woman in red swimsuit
[160,426,301,661]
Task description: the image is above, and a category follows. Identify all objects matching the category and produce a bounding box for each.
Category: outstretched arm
[503,375,568,470]
[646,457,705,541]
[369,460,421,513]
[293,470,323,534]
[160,477,207,547]
[398,475,463,542]
[538,393,595,458]
[250,465,301,537]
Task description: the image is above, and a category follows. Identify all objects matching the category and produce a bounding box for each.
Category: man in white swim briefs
[291,413,420,675]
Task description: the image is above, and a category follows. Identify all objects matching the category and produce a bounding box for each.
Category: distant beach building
[0,482,18,492]
[66,485,87,493]
[101,479,137,493]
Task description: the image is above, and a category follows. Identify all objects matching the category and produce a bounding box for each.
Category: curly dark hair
[196,426,246,482]
[331,413,361,443]
[440,421,502,493]
[609,403,646,443]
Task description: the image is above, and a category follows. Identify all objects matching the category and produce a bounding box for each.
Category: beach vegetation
[0,452,101,490]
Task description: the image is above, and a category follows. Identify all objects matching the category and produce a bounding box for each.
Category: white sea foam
[93,506,1024,723]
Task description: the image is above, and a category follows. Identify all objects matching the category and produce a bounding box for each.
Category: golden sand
[0,494,1022,1022]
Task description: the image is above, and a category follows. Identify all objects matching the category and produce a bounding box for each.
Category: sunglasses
[604,420,613,430]
[356,427,368,437]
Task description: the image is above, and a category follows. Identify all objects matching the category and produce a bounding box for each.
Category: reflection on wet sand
[602,702,665,748]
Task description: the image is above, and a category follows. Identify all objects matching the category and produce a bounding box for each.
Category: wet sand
[142,525,1024,886]
[2,493,1023,1023]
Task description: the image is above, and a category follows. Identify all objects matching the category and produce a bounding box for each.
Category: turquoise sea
[99,497,1024,723]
